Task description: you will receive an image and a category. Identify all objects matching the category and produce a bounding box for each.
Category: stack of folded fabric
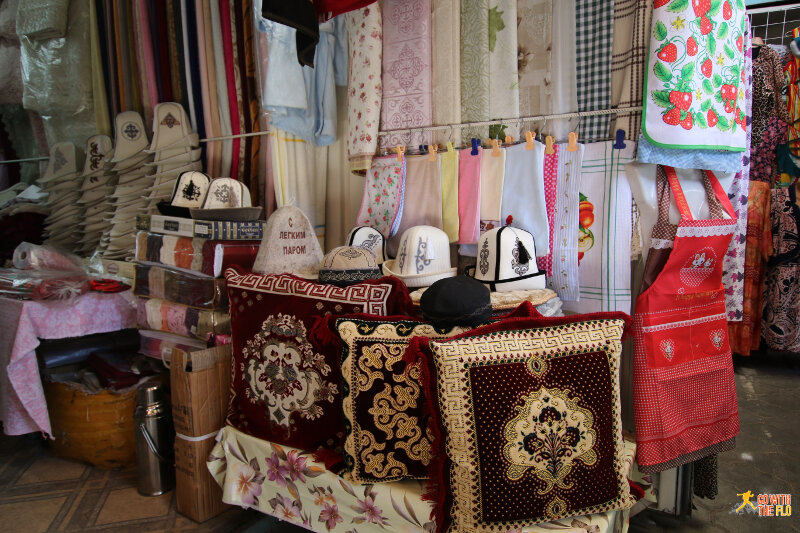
[76,134,115,256]
[142,102,201,214]
[40,142,85,253]
[105,111,155,259]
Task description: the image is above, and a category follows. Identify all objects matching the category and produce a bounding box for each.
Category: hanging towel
[269,127,328,248]
[550,1,578,141]
[610,0,652,140]
[345,4,382,174]
[440,144,460,242]
[575,0,615,141]
[386,154,443,257]
[642,0,747,152]
[431,0,461,146]
[501,142,549,256]
[548,142,584,302]
[355,156,406,239]
[488,0,519,135]
[460,0,489,140]
[479,146,505,231]
[562,141,636,314]
[517,0,552,117]
[458,146,482,244]
[539,144,559,275]
[723,30,753,322]
[379,0,432,150]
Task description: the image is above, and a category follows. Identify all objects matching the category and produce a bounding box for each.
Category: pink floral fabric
[356,155,406,237]
[539,144,559,276]
[0,291,137,436]
[345,5,383,174]
[378,0,432,150]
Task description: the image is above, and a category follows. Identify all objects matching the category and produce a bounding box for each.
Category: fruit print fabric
[356,155,406,238]
[642,0,747,152]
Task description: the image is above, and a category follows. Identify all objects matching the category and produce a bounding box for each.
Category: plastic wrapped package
[13,241,84,271]
[18,0,96,146]
[133,263,228,309]
[134,231,260,277]
[0,268,90,301]
[136,297,231,341]
[138,329,206,364]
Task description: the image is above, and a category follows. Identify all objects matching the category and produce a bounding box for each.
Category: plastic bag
[0,268,91,301]
[13,242,84,271]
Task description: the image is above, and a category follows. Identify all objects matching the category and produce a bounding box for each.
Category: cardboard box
[171,345,231,523]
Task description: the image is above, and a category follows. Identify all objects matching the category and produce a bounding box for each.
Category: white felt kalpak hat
[252,205,323,279]
[157,171,212,217]
[110,111,149,162]
[189,177,262,221]
[382,225,456,288]
[346,225,386,264]
[467,225,546,292]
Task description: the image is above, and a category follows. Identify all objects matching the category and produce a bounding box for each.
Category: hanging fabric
[210,0,233,177]
[633,165,739,473]
[220,0,241,180]
[562,141,635,313]
[386,154,443,257]
[547,142,584,301]
[538,143,559,276]
[479,145,504,232]
[260,0,318,67]
[575,0,615,140]
[440,144,460,243]
[786,28,800,157]
[517,0,552,118]
[229,0,248,183]
[89,0,111,135]
[500,142,549,256]
[379,0,432,150]
[460,0,490,140]
[549,1,578,140]
[355,154,406,238]
[458,146,482,245]
[431,0,461,146]
[344,4,382,174]
[200,0,222,176]
[488,0,519,136]
[315,0,377,21]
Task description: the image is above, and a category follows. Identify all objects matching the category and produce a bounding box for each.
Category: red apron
[633,166,740,473]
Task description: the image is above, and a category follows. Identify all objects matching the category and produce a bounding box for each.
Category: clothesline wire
[0,156,49,165]
[376,106,644,137]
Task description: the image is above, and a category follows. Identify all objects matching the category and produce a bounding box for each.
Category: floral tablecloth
[0,291,137,436]
[208,425,636,533]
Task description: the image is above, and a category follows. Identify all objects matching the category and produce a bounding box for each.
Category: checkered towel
[575,0,615,141]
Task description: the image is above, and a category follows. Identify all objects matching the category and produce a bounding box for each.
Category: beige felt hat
[189,177,261,221]
[110,111,149,162]
[318,246,383,286]
[252,205,323,279]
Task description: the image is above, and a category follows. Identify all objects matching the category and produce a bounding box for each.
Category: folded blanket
[136,297,230,340]
[135,231,259,277]
[133,263,228,309]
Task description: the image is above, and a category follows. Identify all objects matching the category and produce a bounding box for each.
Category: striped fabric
[575,0,615,141]
[610,0,651,141]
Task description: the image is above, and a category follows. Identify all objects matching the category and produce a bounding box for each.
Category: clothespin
[525,131,535,150]
[504,135,513,145]
[446,141,455,153]
[613,129,627,149]
[545,136,555,155]
[428,144,438,162]
[418,144,426,153]
[395,145,405,162]
[567,132,578,152]
[470,138,480,156]
[492,139,502,157]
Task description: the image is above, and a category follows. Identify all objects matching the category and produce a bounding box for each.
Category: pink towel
[458,147,481,244]
[539,144,559,276]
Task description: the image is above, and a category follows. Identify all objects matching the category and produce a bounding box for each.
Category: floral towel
[642,0,747,151]
[379,0,431,150]
[355,155,406,238]
[539,144,560,275]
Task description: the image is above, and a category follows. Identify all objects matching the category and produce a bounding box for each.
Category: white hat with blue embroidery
[381,226,456,287]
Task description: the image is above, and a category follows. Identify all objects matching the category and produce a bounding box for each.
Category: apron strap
[664,166,736,221]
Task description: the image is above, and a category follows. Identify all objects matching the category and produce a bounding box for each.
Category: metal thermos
[134,382,175,496]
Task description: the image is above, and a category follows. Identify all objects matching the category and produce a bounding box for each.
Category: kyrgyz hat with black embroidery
[346,226,387,264]
[318,246,383,287]
[466,225,546,292]
[157,170,211,217]
[189,177,262,221]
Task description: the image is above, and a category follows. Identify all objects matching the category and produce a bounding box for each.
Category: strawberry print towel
[642,0,747,152]
[356,155,406,238]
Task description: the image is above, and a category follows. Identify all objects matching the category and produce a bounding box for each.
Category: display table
[0,291,137,436]
[209,425,636,533]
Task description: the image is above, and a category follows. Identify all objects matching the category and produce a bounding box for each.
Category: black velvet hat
[420,275,492,328]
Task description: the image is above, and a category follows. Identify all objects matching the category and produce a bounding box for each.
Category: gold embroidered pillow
[412,313,635,532]
[334,317,469,483]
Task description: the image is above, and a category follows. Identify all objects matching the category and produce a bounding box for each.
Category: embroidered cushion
[409,313,635,532]
[331,302,542,484]
[224,266,413,451]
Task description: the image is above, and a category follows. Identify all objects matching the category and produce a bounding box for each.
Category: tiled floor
[1,352,797,532]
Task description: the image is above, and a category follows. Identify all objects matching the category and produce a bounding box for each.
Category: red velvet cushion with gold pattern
[408,313,635,532]
[224,266,412,451]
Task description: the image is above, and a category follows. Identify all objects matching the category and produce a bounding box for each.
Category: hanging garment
[479,146,505,232]
[750,118,787,184]
[786,29,800,157]
[460,0,490,140]
[500,142,549,256]
[549,1,578,141]
[562,141,636,314]
[728,181,771,355]
[642,1,747,153]
[440,144,460,243]
[315,0,376,21]
[517,0,552,118]
[236,0,262,196]
[722,36,753,321]
[379,0,432,150]
[345,4,382,174]
[538,143,559,276]
[632,166,739,473]
[386,155,443,257]
[260,0,318,67]
[431,0,461,146]
[547,143,584,301]
[752,45,791,146]
[458,146,482,244]
[575,0,615,140]
[165,0,184,106]
[762,185,800,352]
[153,0,174,102]
[488,0,519,135]
[610,0,652,140]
